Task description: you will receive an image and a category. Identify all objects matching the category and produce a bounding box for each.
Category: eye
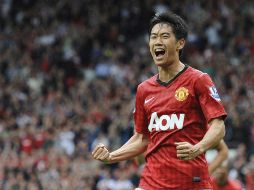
[150,35,157,40]
[162,34,170,39]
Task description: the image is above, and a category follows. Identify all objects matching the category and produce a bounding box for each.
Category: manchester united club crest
[175,87,189,101]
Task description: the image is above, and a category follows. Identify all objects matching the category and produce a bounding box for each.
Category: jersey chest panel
[144,84,195,117]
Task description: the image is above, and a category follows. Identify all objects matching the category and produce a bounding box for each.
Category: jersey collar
[156,64,189,87]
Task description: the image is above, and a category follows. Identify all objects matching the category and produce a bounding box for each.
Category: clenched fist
[175,142,203,160]
[92,143,111,163]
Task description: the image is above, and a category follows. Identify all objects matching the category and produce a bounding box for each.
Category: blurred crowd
[0,0,253,189]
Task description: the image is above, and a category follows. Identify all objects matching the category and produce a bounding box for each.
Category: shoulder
[186,66,214,90]
[185,66,208,80]
[137,75,157,91]
[135,75,157,101]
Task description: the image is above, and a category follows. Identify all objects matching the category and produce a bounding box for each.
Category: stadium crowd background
[0,0,253,189]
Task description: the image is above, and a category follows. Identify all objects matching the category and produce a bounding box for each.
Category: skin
[92,23,226,164]
[208,140,229,175]
[92,131,149,163]
[149,23,185,82]
[213,161,230,186]
[175,118,225,160]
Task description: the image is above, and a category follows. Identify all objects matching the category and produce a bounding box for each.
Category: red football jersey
[134,65,227,190]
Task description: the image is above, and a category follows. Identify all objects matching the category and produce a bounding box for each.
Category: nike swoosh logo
[144,97,154,104]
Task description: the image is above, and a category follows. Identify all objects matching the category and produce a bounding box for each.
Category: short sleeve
[133,85,148,134]
[194,73,227,123]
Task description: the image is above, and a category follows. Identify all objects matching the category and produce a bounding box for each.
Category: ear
[176,39,185,50]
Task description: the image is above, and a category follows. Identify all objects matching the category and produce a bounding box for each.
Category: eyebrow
[150,32,171,36]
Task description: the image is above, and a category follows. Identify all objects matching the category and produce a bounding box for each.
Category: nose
[154,36,162,45]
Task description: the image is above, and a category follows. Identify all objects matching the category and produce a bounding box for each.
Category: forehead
[150,23,173,34]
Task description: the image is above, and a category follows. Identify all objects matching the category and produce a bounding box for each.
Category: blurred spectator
[244,155,254,190]
[0,0,253,189]
[211,160,244,190]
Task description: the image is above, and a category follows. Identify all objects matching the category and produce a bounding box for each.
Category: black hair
[149,12,188,41]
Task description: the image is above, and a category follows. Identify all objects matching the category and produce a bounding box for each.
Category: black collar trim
[156,65,189,86]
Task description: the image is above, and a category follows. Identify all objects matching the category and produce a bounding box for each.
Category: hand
[175,142,203,160]
[92,143,111,163]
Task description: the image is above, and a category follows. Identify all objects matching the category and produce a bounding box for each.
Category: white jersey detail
[144,97,155,104]
[148,112,185,132]
[209,86,221,101]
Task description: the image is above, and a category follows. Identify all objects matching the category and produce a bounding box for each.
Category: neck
[158,61,185,82]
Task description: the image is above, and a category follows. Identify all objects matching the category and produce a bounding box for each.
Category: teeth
[155,48,164,52]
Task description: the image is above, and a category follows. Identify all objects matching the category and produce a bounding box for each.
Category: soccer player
[208,140,229,175]
[211,160,244,190]
[92,12,227,189]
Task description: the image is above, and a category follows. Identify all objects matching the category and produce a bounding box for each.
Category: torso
[134,65,227,189]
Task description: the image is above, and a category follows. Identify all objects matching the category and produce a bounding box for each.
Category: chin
[155,63,166,67]
[154,61,171,67]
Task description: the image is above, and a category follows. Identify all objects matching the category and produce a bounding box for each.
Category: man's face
[149,23,183,67]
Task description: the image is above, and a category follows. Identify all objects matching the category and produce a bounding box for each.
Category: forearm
[109,133,148,163]
[175,119,226,161]
[208,150,227,174]
[196,119,225,153]
[120,134,138,149]
[208,140,228,174]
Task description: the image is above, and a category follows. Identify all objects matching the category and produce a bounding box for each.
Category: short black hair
[149,12,188,41]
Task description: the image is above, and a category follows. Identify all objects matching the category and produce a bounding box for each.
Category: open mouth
[154,48,165,58]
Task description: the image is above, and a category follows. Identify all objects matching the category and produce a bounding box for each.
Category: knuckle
[96,144,103,149]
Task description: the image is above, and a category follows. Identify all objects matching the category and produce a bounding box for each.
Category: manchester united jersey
[134,65,227,190]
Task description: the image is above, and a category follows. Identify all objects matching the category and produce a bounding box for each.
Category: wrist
[103,153,113,164]
[194,143,205,155]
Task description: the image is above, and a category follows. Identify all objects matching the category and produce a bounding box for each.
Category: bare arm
[175,118,225,160]
[92,131,149,164]
[208,140,228,174]
[195,118,226,154]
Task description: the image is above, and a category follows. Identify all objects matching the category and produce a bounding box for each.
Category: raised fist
[92,143,111,162]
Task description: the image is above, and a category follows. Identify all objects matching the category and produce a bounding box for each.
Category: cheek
[149,43,153,54]
[165,39,177,48]
[166,43,177,53]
